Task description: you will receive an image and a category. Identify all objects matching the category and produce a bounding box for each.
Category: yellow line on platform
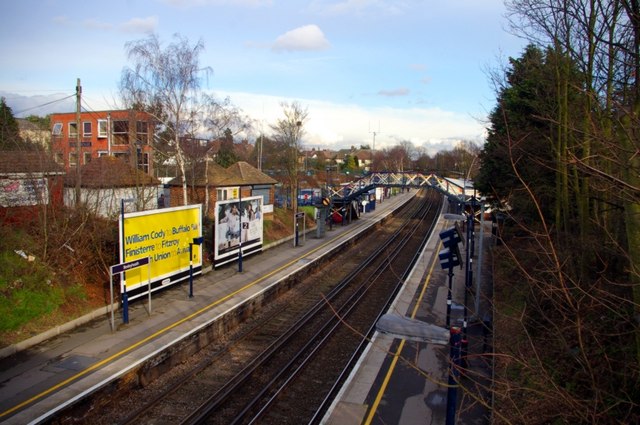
[363,240,442,425]
[1,226,362,420]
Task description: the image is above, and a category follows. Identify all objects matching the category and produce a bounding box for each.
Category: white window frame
[217,187,239,202]
[52,122,63,136]
[97,119,108,138]
[82,121,92,137]
[112,120,129,145]
[69,122,78,138]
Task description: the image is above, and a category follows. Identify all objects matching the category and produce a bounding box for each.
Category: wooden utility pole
[75,78,82,206]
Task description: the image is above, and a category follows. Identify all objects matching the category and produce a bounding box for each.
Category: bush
[0,233,62,332]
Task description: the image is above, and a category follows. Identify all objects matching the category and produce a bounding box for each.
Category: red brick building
[50,110,155,175]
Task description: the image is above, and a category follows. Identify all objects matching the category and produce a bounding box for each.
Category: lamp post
[293,120,302,248]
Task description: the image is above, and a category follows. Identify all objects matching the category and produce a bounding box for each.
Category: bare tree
[195,94,252,211]
[270,101,308,212]
[477,1,640,420]
[120,34,212,205]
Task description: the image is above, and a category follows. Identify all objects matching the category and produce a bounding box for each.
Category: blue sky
[0,0,526,154]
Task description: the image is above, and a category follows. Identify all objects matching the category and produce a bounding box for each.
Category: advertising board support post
[109,257,150,330]
[239,189,243,272]
[120,197,136,324]
[189,237,204,298]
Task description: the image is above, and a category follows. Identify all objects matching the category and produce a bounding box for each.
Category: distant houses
[2,107,374,224]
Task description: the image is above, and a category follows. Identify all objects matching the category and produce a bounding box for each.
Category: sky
[0,0,526,155]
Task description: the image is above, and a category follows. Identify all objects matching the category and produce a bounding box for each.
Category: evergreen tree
[0,97,23,150]
[216,128,238,167]
[476,45,569,223]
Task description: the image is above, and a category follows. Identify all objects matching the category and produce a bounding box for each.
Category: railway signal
[438,226,463,328]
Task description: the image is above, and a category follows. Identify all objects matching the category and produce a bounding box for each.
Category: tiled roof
[226,161,278,185]
[0,150,64,175]
[166,160,276,187]
[64,156,160,188]
[166,161,235,186]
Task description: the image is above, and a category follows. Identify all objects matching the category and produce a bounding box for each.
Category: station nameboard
[111,257,150,275]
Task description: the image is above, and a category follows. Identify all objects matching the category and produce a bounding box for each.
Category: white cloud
[218,90,485,155]
[83,18,114,31]
[311,0,407,16]
[120,16,158,34]
[162,0,272,7]
[377,88,410,97]
[272,25,330,52]
[52,16,71,26]
[53,14,157,34]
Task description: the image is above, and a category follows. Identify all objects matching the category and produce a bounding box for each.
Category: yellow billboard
[119,204,202,301]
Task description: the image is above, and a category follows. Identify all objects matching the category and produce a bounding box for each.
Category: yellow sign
[119,204,202,298]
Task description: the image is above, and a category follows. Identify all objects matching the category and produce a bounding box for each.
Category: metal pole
[475,200,485,318]
[147,260,151,315]
[189,243,194,298]
[462,213,472,366]
[446,326,462,425]
[239,191,243,272]
[120,199,129,324]
[122,285,129,324]
[446,268,454,328]
[110,273,114,331]
[74,78,82,207]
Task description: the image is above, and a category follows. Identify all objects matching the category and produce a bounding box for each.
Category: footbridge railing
[327,171,477,206]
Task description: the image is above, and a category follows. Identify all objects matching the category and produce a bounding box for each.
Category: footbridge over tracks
[321,171,480,225]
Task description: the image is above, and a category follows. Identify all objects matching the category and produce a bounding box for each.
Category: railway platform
[0,190,416,424]
[1,187,493,425]
[323,203,494,425]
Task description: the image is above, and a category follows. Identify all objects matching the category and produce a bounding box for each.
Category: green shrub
[0,231,62,332]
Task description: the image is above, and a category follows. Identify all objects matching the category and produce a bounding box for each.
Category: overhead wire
[13,93,75,116]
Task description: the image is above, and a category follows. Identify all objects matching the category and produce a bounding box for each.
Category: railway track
[78,189,442,425]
